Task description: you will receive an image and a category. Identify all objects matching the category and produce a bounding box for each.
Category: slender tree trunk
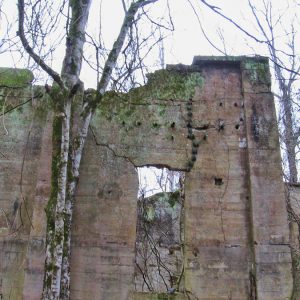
[60,106,93,299]
[17,0,159,298]
[42,0,92,298]
[43,100,72,300]
[272,52,298,184]
[59,1,158,299]
[272,50,299,300]
[282,93,298,183]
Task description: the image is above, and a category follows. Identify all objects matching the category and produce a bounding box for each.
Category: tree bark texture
[276,71,298,183]
[41,0,92,298]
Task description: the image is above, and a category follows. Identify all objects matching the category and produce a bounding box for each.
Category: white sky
[1,0,298,86]
[137,167,181,198]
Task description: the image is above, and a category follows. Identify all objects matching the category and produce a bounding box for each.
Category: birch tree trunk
[17,0,159,298]
[42,0,92,298]
[59,2,158,297]
[272,55,299,184]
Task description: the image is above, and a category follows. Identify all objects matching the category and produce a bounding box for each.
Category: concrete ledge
[0,67,33,88]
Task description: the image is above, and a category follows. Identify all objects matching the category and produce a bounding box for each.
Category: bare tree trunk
[281,89,298,183]
[17,0,159,298]
[60,106,93,300]
[58,1,159,299]
[43,101,71,300]
[42,0,92,298]
[255,1,299,184]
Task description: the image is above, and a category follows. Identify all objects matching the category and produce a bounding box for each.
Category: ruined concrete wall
[288,184,300,299]
[0,57,295,300]
[0,69,52,299]
[182,57,293,300]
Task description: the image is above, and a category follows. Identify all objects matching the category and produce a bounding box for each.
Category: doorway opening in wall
[134,166,186,293]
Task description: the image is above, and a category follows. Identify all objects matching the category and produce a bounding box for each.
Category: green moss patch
[97,70,204,130]
[242,59,271,85]
[0,68,33,88]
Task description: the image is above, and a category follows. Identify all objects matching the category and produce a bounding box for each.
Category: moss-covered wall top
[0,68,33,88]
[92,68,204,169]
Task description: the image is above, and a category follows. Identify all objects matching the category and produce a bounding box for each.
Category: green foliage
[142,191,181,224]
[168,190,180,207]
[0,88,13,112]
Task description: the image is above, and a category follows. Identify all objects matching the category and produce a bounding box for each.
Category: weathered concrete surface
[22,113,53,299]
[69,141,138,300]
[288,184,300,299]
[0,83,49,299]
[0,57,295,300]
[184,59,253,300]
[241,59,293,300]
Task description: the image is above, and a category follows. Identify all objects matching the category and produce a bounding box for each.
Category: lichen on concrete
[241,58,271,85]
[193,55,271,86]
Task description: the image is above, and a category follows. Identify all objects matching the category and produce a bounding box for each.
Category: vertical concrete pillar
[22,113,53,299]
[241,57,293,300]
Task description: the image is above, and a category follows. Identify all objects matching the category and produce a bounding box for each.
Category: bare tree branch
[17,0,64,87]
[199,0,300,76]
[97,0,158,94]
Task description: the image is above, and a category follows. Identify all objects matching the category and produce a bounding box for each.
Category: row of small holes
[219,102,239,107]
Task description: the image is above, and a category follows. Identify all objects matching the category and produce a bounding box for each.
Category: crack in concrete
[89,124,136,167]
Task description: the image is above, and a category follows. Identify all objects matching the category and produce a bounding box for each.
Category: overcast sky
[1,0,298,87]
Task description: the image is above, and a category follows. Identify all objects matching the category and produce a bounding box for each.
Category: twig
[17,0,64,88]
[10,112,34,231]
[0,98,32,117]
[1,91,10,135]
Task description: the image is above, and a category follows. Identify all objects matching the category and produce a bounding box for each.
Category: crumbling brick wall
[0,57,295,300]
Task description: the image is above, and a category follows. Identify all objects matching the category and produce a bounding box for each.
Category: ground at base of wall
[130,292,187,300]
